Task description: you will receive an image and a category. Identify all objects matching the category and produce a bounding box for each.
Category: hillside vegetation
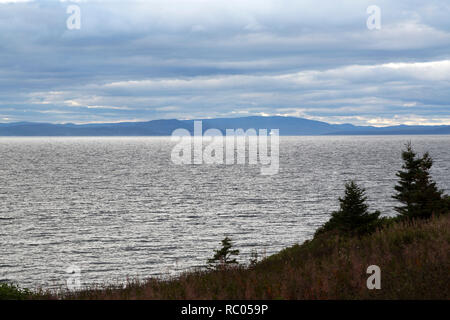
[15,213,445,300]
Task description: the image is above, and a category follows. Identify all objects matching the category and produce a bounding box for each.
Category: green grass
[32,213,449,300]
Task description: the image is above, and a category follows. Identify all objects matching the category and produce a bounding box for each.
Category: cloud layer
[1,0,450,125]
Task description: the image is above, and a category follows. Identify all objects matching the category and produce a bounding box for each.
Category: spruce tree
[393,142,443,219]
[316,181,380,236]
[207,237,239,269]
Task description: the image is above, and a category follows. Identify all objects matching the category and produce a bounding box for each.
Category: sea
[0,135,449,289]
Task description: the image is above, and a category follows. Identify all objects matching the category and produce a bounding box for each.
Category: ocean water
[0,135,449,289]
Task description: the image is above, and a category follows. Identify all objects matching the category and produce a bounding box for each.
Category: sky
[0,0,449,126]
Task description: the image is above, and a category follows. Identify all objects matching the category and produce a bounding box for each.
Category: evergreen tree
[316,181,380,237]
[207,237,239,269]
[393,142,443,219]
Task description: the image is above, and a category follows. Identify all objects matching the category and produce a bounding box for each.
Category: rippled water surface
[1,136,449,289]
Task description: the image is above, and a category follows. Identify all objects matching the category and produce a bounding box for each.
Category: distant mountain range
[0,116,449,136]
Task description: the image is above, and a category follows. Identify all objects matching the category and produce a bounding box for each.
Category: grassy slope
[48,214,449,300]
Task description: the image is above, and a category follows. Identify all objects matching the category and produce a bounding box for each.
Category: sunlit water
[0,136,449,289]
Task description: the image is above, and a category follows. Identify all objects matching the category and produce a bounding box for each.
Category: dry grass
[38,214,450,300]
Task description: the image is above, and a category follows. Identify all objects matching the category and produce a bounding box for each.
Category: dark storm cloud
[0,0,449,125]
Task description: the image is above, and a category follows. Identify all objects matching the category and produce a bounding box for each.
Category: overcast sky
[1,0,449,125]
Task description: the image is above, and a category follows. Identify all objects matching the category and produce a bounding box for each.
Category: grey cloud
[0,0,449,124]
